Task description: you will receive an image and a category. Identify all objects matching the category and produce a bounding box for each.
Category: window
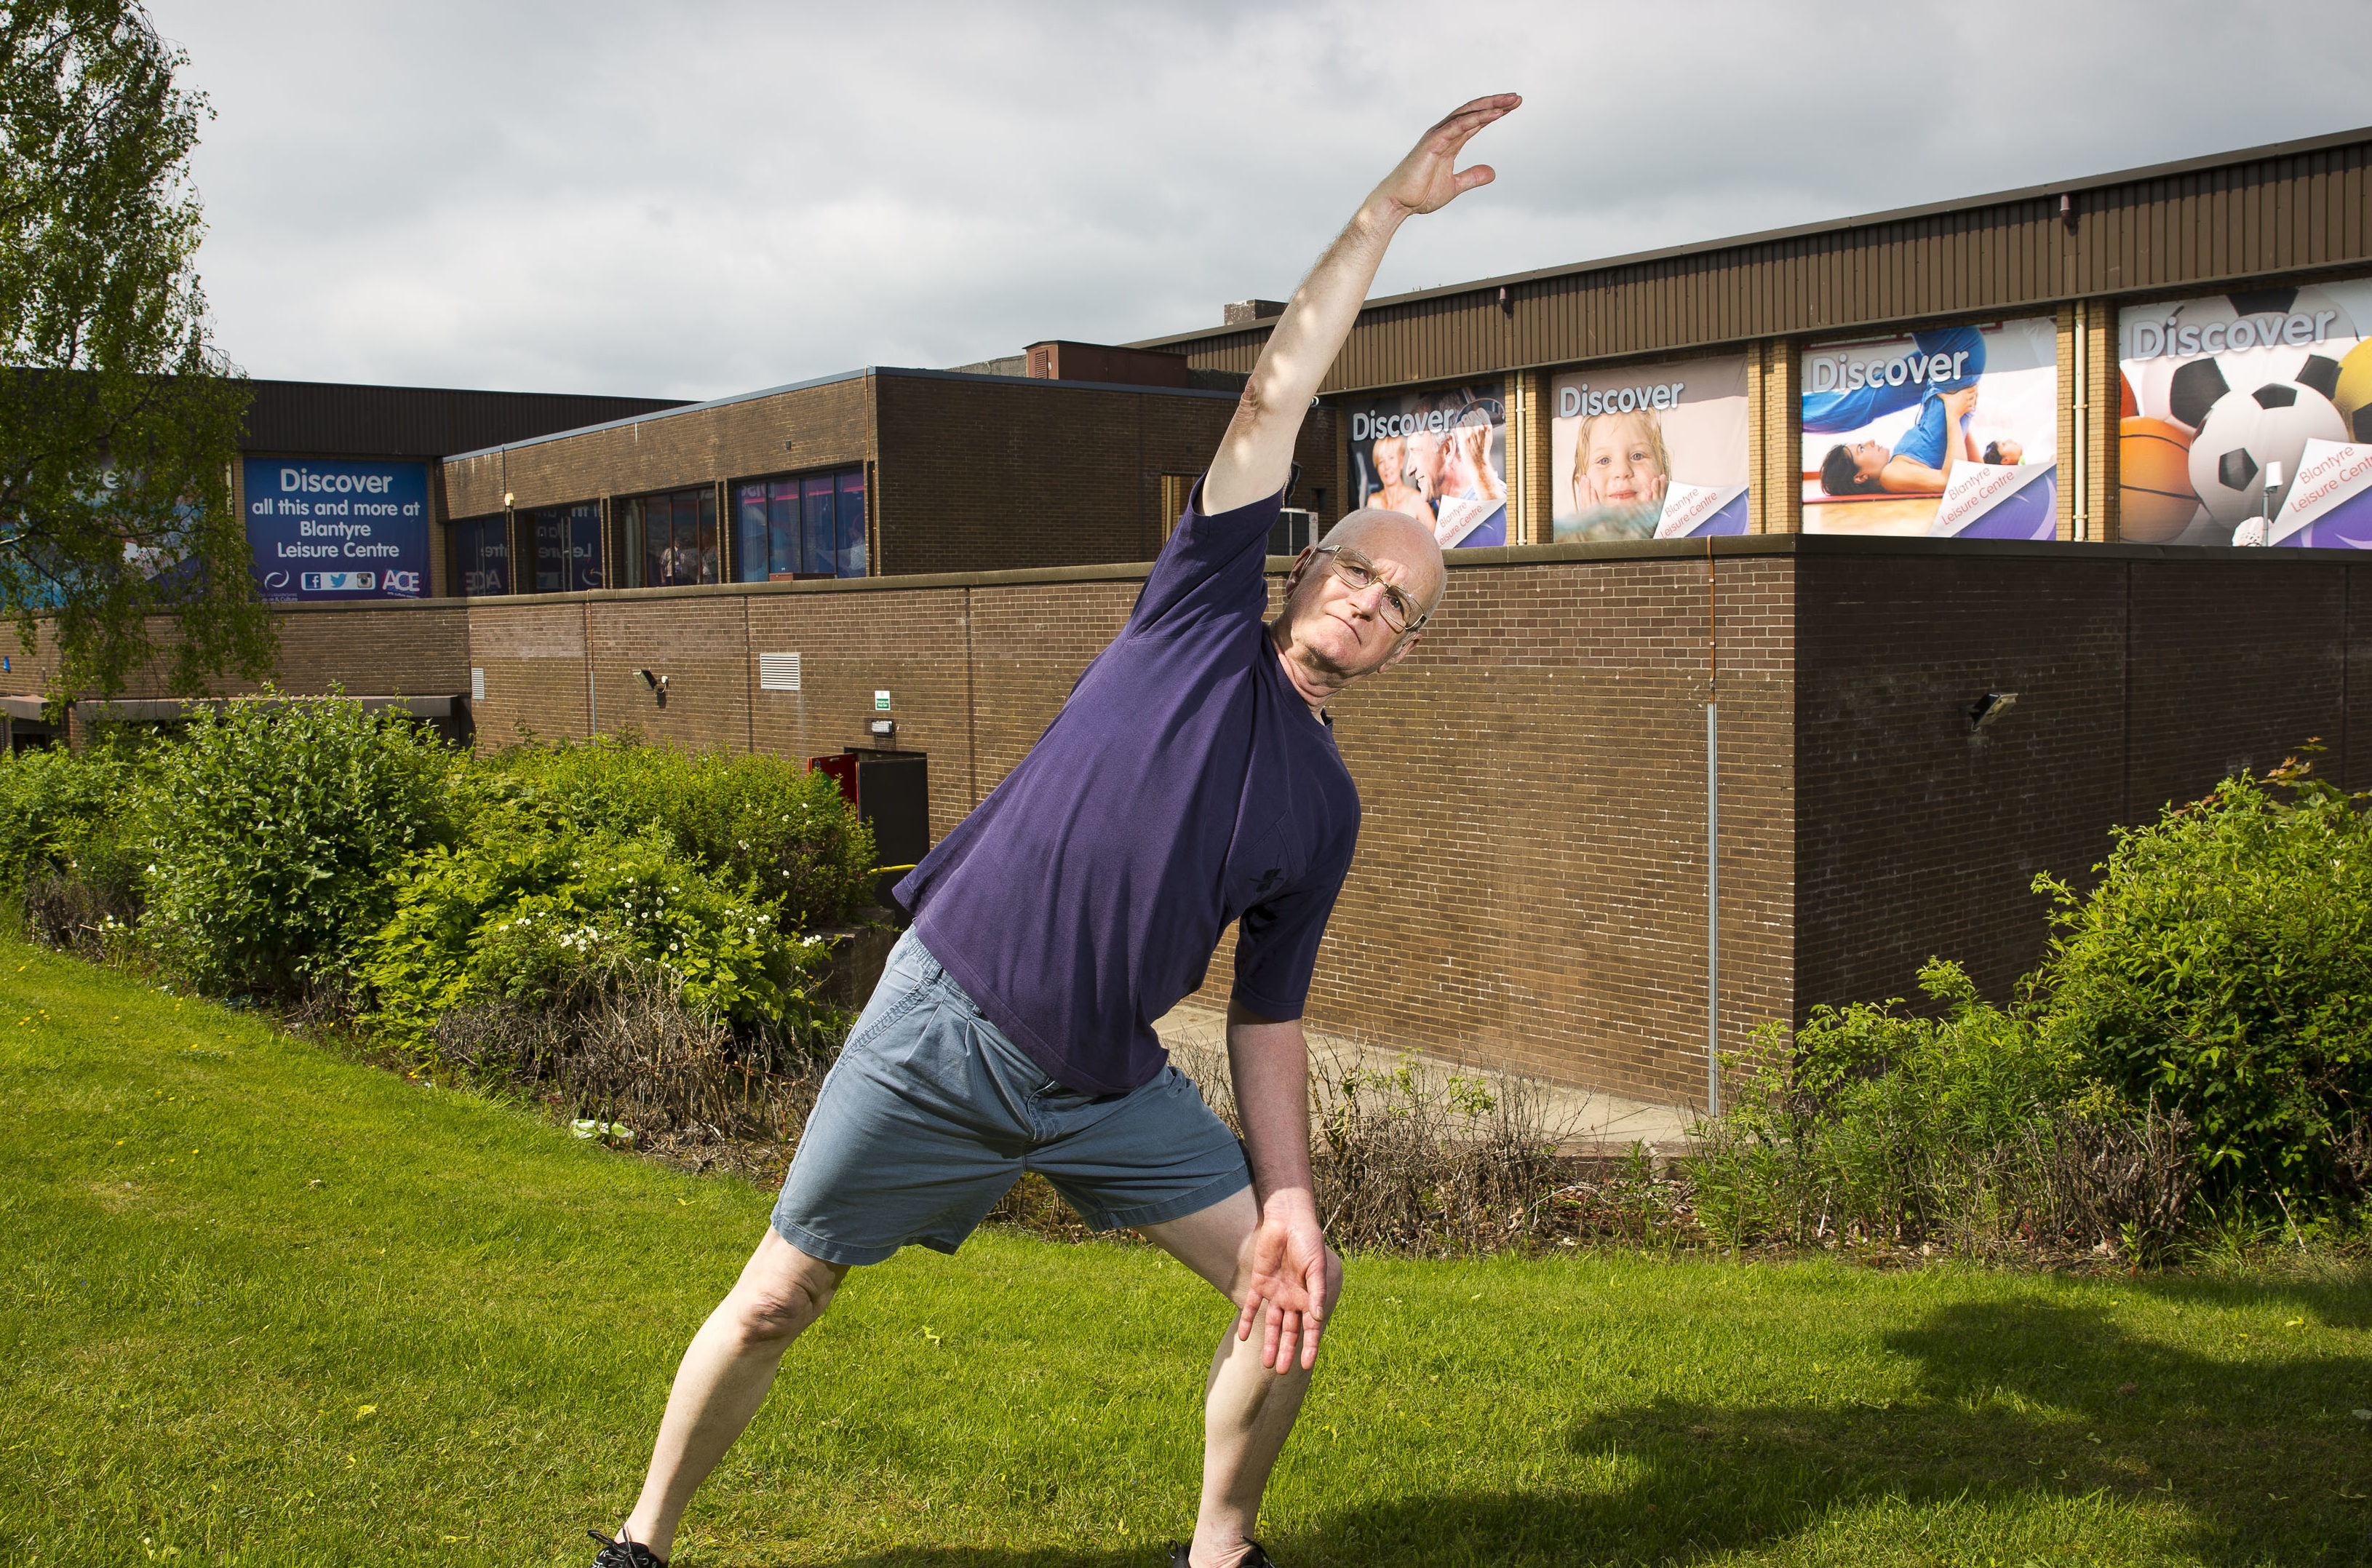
[618,487,719,589]
[1159,474,1196,544]
[453,515,509,597]
[528,501,602,592]
[734,466,866,581]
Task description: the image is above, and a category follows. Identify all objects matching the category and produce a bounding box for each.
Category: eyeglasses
[1313,545,1428,634]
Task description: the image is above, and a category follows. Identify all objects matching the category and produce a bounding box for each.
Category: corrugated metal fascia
[241,380,688,458]
[1129,124,2372,357]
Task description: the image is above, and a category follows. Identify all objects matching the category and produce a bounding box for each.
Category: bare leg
[1143,1189,1344,1568]
[615,1227,849,1560]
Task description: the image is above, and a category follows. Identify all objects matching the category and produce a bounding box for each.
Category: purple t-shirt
[893,482,1360,1096]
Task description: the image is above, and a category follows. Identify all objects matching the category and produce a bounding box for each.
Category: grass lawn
[3,936,2370,1567]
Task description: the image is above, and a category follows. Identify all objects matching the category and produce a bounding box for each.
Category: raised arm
[1201,94,1521,516]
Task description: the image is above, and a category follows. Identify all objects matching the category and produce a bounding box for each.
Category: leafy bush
[484,736,877,929]
[1692,960,2094,1251]
[0,730,152,888]
[2035,751,2372,1206]
[358,808,829,1050]
[0,731,157,949]
[140,696,455,995]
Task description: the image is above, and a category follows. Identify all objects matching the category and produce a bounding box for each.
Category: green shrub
[141,696,454,996]
[1693,960,2086,1250]
[358,809,827,1051]
[2034,751,2372,1206]
[484,736,876,928]
[0,731,155,891]
[0,731,159,947]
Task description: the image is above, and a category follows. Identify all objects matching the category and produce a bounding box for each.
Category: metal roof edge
[1124,124,2372,353]
[874,366,1241,400]
[443,365,1248,465]
[244,375,688,407]
[444,367,875,461]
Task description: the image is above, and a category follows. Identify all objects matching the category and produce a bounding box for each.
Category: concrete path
[1150,1001,1696,1153]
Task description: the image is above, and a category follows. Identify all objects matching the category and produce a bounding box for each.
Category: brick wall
[14,602,469,703]
[747,587,981,843]
[1794,546,2367,1022]
[36,538,2368,1112]
[1793,548,2130,1013]
[1255,550,1796,1105]
[872,375,1337,576]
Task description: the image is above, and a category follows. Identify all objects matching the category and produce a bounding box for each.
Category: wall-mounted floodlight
[1968,692,2018,731]
[869,717,896,744]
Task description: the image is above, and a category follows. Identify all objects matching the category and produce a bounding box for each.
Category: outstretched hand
[1233,1201,1331,1372]
[1369,93,1521,220]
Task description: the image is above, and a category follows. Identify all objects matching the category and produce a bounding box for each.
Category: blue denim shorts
[770,928,1251,1266]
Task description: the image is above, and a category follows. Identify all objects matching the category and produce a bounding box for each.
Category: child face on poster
[1572,410,1671,512]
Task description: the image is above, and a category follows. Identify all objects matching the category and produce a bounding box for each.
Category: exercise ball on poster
[2333,338,2372,442]
[2119,416,2198,543]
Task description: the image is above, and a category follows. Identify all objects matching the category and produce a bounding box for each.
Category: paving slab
[1150,1000,1696,1154]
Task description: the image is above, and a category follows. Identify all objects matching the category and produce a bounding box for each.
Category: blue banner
[244,458,430,602]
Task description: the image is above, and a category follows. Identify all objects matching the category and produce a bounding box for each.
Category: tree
[0,0,268,707]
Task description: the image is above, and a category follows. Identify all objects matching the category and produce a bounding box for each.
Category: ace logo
[382,570,423,596]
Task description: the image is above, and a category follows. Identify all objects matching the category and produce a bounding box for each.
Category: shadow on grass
[819,1294,2371,1567]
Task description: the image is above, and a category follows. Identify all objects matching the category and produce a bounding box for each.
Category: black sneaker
[1167,1543,1278,1568]
[587,1528,667,1567]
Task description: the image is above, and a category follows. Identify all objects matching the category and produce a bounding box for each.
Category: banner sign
[1346,383,1506,549]
[244,458,429,602]
[2264,438,2372,547]
[2117,282,2372,544]
[1550,352,1749,540]
[1800,318,2059,536]
[1930,461,2058,540]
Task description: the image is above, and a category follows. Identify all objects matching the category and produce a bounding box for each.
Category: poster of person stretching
[1549,352,1750,541]
[1345,383,1507,548]
[1799,318,2059,538]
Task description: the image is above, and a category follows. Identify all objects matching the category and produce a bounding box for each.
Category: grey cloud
[150,0,2372,399]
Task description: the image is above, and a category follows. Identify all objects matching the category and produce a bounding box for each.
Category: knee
[725,1267,836,1350]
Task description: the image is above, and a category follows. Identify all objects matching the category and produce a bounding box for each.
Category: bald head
[1320,509,1447,618]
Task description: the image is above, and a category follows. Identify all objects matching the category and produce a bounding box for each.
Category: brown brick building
[437,365,1340,593]
[19,126,2372,1113]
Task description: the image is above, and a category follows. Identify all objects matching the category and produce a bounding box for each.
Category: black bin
[810,747,928,910]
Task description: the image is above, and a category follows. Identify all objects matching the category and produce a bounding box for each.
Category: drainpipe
[1704,536,1721,1118]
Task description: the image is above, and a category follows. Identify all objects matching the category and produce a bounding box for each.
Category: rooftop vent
[1223,299,1287,327]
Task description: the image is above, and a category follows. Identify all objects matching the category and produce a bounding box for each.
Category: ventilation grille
[757,652,801,692]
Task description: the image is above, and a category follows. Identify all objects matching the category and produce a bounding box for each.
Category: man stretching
[589,92,1519,1568]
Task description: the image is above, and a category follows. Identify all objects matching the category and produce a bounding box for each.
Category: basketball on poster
[2117,280,2372,546]
[1550,353,1750,541]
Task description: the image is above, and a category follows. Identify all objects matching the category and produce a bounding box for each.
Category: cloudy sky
[149,0,2372,402]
